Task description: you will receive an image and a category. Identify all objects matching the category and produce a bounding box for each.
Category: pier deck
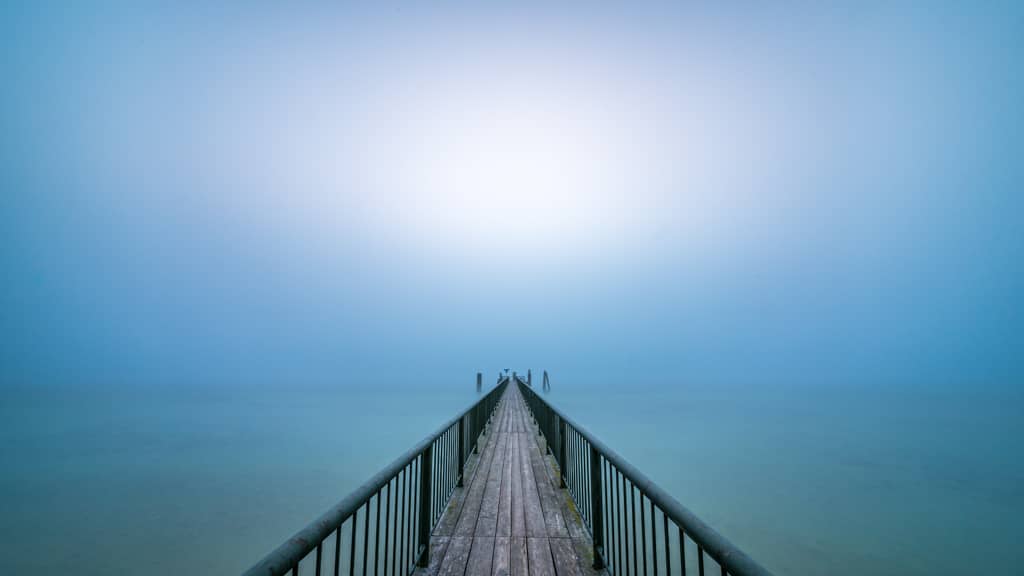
[415,385,605,576]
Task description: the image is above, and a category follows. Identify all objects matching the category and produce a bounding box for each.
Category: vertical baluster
[588,437,593,525]
[578,432,584,517]
[402,465,410,574]
[651,501,657,576]
[632,484,638,576]
[439,432,444,509]
[383,482,390,576]
[570,430,575,507]
[698,545,704,576]
[417,446,433,567]
[680,529,687,576]
[316,542,323,576]
[577,428,585,504]
[582,434,587,522]
[395,470,403,576]
[558,417,567,488]
[457,414,465,487]
[350,510,357,576]
[584,436,591,525]
[570,429,576,502]
[663,514,670,576]
[589,446,605,570]
[577,431,583,509]
[413,455,421,565]
[400,469,408,575]
[372,487,380,573]
[640,492,647,576]
[409,458,418,572]
[362,500,370,576]
[614,470,622,576]
[335,525,342,576]
[602,459,610,565]
[391,471,400,576]
[432,440,439,522]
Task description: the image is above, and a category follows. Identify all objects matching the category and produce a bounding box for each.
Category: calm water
[1,373,1021,575]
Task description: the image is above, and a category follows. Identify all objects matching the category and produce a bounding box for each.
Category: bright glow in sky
[2,2,1022,385]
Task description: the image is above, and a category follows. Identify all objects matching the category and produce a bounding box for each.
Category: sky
[2,1,1022,389]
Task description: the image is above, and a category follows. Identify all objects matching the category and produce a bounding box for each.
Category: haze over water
[2,2,1022,575]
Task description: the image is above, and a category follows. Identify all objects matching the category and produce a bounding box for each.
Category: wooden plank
[509,391,519,433]
[510,424,525,537]
[492,536,511,576]
[549,538,583,576]
[518,433,548,538]
[528,434,570,538]
[510,537,528,576]
[466,537,496,576]
[438,536,472,576]
[454,401,505,537]
[526,537,556,576]
[476,429,509,537]
[499,398,510,433]
[517,394,528,433]
[496,424,513,537]
[537,451,589,541]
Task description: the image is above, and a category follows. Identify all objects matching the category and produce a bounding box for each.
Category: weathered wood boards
[414,386,605,576]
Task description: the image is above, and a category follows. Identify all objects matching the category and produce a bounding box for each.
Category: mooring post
[457,414,466,487]
[558,416,567,488]
[590,444,605,569]
[417,444,433,567]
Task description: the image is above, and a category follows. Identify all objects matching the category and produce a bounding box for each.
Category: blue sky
[2,2,1021,387]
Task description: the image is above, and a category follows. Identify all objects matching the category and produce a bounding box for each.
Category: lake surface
[1,372,1021,575]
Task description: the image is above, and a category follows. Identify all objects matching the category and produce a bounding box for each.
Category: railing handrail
[517,379,774,576]
[242,376,510,576]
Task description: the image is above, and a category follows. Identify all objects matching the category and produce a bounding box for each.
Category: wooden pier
[243,376,772,576]
[416,384,604,576]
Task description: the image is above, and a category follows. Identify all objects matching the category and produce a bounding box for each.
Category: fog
[5,3,1021,390]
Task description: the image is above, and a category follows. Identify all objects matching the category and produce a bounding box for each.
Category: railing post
[473,406,479,454]
[558,417,567,488]
[417,445,433,567]
[590,445,605,570]
[544,409,551,453]
[457,415,466,487]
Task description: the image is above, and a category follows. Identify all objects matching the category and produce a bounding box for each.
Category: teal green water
[2,375,1021,575]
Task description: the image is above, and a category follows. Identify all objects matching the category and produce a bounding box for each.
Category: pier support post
[590,444,605,570]
[417,445,433,567]
[457,415,466,487]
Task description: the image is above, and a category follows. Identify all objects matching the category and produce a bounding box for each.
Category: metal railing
[517,378,773,576]
[243,377,509,576]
